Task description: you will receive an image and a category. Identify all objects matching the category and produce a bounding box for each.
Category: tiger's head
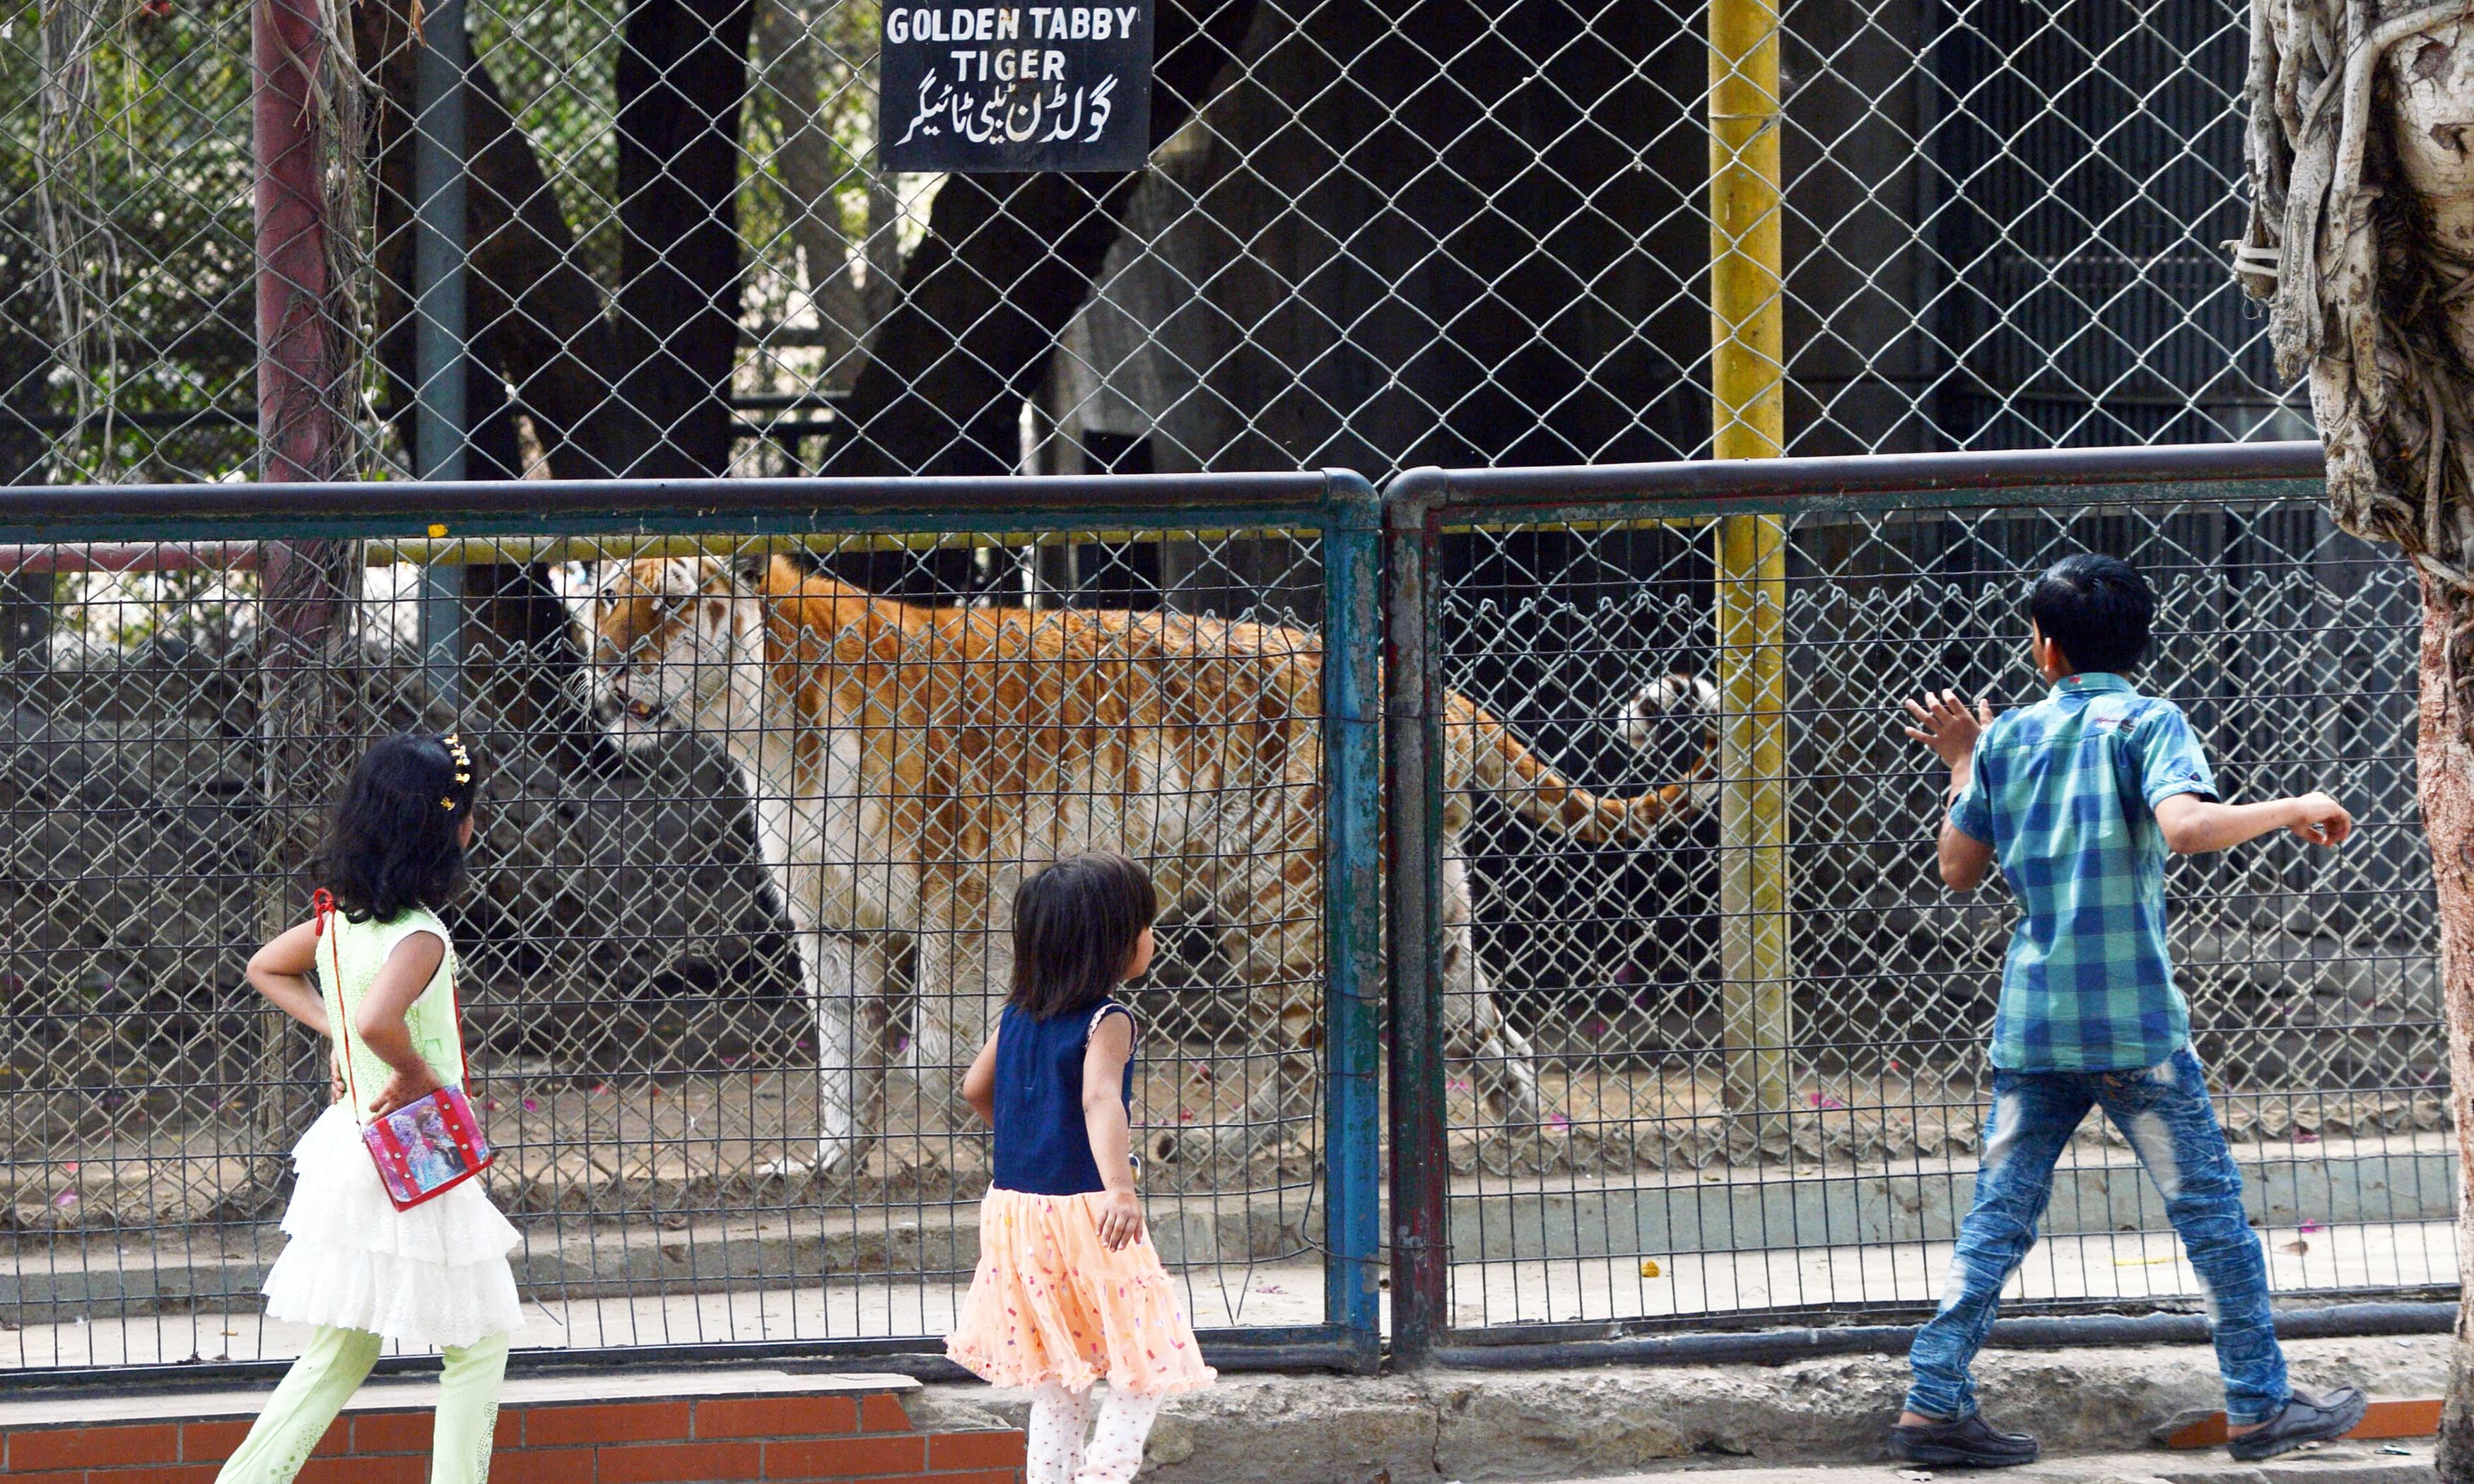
[582,555,758,749]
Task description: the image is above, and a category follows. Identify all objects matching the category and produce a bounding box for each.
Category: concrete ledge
[912,1331,2456,1484]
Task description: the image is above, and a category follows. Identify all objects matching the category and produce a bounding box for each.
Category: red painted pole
[249,0,356,1150]
[252,0,340,483]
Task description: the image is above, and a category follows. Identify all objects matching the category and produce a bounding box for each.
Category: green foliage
[0,0,264,482]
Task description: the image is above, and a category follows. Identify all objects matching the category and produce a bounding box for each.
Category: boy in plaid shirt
[1893,554,2364,1466]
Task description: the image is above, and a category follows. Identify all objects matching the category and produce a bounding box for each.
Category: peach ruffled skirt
[946,1188,1216,1397]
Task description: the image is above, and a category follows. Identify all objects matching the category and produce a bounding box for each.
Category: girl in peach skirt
[947,853,1214,1484]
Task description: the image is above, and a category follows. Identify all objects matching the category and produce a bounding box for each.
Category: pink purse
[315,889,494,1211]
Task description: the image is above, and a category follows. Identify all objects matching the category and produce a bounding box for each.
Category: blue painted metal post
[1320,471,1383,1370]
[414,0,468,708]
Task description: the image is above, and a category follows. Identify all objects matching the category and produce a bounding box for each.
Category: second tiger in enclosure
[584,555,1716,1176]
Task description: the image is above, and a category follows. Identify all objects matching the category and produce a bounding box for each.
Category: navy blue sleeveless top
[990,999,1135,1196]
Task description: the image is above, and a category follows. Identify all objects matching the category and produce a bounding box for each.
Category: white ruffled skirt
[260,1102,524,1350]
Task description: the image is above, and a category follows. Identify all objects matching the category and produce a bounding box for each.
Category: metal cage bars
[1380,439,2442,1365]
[0,468,1384,1383]
[0,439,2448,1382]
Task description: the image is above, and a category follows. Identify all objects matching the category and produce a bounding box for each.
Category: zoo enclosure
[0,469,1384,1379]
[1385,441,2449,1362]
[0,443,2449,1382]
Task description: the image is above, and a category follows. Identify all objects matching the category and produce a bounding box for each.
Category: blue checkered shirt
[1947,673,2217,1072]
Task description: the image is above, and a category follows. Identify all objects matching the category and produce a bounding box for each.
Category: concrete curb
[913,1332,2453,1484]
[1562,1444,2437,1484]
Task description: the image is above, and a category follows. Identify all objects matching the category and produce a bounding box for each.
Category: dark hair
[2027,553,2155,676]
[1007,852,1159,1020]
[310,732,481,923]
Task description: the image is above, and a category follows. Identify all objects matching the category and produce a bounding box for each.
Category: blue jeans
[1904,1046,2288,1425]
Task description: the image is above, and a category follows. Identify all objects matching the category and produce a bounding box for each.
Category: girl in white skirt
[216,733,522,1484]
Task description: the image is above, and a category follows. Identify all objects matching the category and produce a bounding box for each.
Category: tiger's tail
[1448,673,1722,846]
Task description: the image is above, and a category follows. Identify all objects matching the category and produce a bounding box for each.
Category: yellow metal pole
[1709,0,1791,1114]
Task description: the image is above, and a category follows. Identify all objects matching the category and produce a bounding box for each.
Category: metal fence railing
[0,470,1383,1379]
[3,0,2301,490]
[1384,442,2451,1362]
[0,444,2452,1381]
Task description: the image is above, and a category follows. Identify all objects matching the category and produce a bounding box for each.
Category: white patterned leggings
[1026,1381,1164,1484]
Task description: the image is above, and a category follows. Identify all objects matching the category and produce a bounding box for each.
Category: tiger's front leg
[1443,853,1543,1131]
[803,928,887,1181]
[908,920,1009,1142]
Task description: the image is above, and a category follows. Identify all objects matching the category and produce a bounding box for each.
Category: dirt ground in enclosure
[2,1051,2446,1229]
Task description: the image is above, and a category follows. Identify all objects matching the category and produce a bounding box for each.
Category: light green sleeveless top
[315,905,466,1124]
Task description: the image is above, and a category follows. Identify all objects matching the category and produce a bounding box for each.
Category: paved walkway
[1533,1442,2436,1484]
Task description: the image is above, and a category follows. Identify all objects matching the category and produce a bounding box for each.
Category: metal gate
[0,470,1382,1379]
[1384,443,2450,1361]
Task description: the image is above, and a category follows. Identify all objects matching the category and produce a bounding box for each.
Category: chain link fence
[0,452,2448,1372]
[1,0,2297,485]
[1386,449,2449,1348]
[0,473,1388,1372]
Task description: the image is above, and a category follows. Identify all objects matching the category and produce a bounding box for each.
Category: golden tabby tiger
[587,556,1713,1174]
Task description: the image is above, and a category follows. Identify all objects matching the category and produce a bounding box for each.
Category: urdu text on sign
[879,4,1154,173]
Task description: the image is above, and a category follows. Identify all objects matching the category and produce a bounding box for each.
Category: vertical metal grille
[1417,478,2443,1335]
[0,478,1383,1374]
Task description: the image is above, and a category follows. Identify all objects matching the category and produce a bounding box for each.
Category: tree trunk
[824,0,1259,477]
[254,0,349,483]
[363,0,756,479]
[614,0,757,476]
[827,172,1140,476]
[353,0,652,478]
[2429,572,2474,1480]
[754,0,886,384]
[252,0,362,1169]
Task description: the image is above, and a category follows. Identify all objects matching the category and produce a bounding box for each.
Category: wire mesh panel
[1407,475,2444,1337]
[0,491,1376,1371]
[0,0,2301,485]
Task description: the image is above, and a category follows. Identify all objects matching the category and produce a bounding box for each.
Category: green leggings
[214,1326,508,1484]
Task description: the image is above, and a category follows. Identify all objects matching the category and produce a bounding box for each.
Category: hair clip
[438,734,474,801]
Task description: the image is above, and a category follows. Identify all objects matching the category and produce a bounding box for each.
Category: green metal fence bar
[1380,440,2454,1364]
[0,469,1381,1381]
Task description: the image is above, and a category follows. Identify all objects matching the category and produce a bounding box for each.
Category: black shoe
[1890,1413,2041,1468]
[2226,1388,2369,1461]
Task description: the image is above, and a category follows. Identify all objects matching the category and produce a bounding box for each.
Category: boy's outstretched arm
[1904,689,1998,891]
[2152,791,2352,854]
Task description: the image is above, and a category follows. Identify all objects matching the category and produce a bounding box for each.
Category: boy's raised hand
[1903,689,1994,770]
[2287,791,2353,847]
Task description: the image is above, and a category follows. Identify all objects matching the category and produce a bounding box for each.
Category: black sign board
[879,4,1153,173]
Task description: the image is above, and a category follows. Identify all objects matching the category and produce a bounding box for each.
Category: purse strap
[313,890,467,1117]
[312,888,365,1117]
